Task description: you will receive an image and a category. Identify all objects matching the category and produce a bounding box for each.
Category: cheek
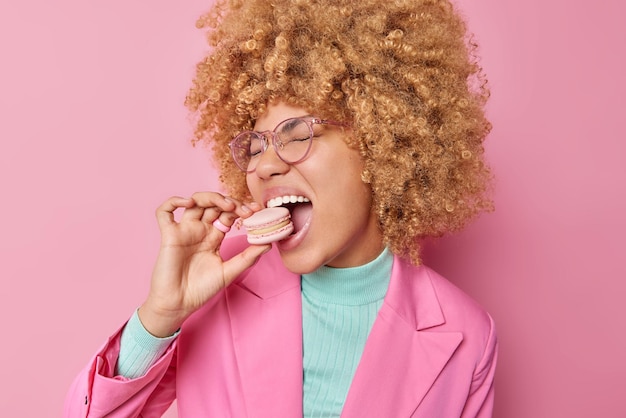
[339,153,367,190]
[245,175,259,200]
[325,158,371,206]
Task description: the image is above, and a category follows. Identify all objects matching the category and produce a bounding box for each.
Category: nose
[253,134,290,179]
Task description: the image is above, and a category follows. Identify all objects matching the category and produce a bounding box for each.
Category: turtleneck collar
[301,247,393,306]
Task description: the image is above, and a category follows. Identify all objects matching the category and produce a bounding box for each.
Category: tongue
[290,203,312,233]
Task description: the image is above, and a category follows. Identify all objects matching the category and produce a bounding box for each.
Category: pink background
[1,0,624,417]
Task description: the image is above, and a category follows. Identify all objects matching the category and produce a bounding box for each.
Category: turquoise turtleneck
[301,247,393,418]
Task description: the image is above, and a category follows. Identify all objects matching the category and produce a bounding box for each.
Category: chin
[278,251,323,275]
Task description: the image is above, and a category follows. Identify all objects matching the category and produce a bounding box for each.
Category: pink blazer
[64,237,497,417]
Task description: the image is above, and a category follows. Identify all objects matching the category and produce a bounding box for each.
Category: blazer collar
[235,244,299,298]
[229,246,462,417]
[228,246,303,417]
[384,254,447,331]
[342,256,463,416]
[233,245,444,319]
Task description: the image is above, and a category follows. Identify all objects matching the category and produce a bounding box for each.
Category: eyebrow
[279,117,306,133]
[254,114,315,133]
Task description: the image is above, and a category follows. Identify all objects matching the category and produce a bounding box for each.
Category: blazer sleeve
[63,325,177,418]
[461,313,498,418]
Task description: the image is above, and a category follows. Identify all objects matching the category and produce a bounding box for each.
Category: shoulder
[423,265,494,330]
[390,257,496,354]
[421,264,497,369]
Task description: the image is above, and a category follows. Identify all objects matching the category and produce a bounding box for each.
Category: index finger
[156,196,195,225]
[191,192,254,218]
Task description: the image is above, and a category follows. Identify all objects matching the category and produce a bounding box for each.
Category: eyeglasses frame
[228,117,347,173]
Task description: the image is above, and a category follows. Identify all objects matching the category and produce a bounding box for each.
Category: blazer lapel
[227,247,304,418]
[341,257,463,417]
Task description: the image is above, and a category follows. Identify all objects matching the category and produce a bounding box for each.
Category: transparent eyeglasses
[228,117,346,173]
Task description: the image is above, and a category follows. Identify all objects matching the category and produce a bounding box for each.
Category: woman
[65,0,497,416]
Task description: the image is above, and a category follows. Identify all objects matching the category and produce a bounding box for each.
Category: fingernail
[241,205,251,214]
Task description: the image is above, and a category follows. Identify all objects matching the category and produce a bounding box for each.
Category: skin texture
[138,195,271,337]
[246,102,384,273]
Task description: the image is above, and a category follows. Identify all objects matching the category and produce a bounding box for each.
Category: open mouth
[266,195,312,237]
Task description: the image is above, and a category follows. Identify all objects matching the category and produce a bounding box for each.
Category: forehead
[252,102,311,131]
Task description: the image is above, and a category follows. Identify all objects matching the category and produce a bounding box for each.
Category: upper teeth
[267,195,310,208]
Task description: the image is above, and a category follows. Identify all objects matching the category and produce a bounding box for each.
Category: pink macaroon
[243,207,294,244]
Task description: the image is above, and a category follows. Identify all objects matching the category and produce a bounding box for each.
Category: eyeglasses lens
[275,118,313,161]
[233,118,313,172]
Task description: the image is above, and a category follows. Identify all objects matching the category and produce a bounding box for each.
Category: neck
[302,247,393,305]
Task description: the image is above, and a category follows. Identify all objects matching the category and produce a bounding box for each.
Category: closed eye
[288,136,310,143]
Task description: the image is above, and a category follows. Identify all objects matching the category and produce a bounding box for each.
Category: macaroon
[243,207,294,244]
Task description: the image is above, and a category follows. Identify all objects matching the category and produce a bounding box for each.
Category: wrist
[137,302,186,338]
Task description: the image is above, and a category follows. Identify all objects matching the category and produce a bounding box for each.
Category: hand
[138,192,269,337]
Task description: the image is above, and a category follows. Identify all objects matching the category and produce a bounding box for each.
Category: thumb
[222,244,272,282]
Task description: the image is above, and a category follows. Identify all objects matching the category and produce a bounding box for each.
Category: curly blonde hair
[185,0,493,264]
